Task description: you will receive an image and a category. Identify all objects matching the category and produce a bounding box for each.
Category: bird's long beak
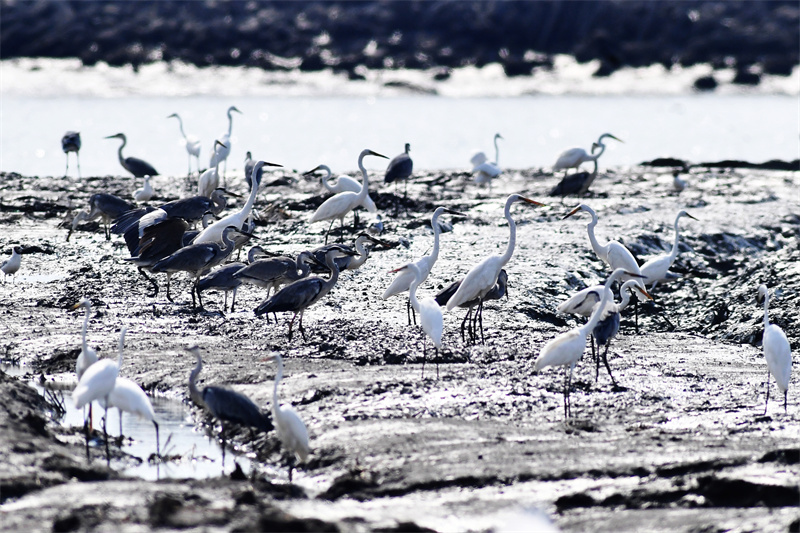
[388,264,410,274]
[104,134,120,139]
[519,197,546,207]
[443,208,468,217]
[262,161,283,168]
[562,206,582,220]
[303,166,322,176]
[216,187,242,198]
[215,140,228,149]
[625,272,648,279]
[610,135,624,143]
[634,287,654,301]
[686,213,699,221]
[70,301,83,310]
[368,150,389,159]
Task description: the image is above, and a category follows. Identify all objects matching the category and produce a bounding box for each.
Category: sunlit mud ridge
[0,163,797,532]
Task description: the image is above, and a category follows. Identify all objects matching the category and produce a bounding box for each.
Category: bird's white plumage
[268,354,310,463]
[99,377,156,422]
[554,133,621,173]
[1,247,21,279]
[405,263,444,350]
[73,328,126,410]
[198,141,226,198]
[134,176,154,203]
[208,106,240,168]
[639,210,695,290]
[472,133,502,186]
[758,285,792,411]
[73,298,98,380]
[314,164,377,213]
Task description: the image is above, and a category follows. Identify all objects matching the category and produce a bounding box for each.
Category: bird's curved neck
[618,288,632,311]
[220,231,237,256]
[116,138,127,166]
[175,116,187,139]
[499,199,517,265]
[189,356,203,406]
[81,305,91,354]
[226,109,235,136]
[350,240,370,268]
[581,278,613,336]
[320,167,334,192]
[585,211,608,261]
[668,215,683,260]
[356,155,369,201]
[408,272,422,313]
[493,136,500,164]
[428,214,442,263]
[296,256,312,277]
[587,141,607,162]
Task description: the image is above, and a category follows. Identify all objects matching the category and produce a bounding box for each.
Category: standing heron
[167,112,202,176]
[254,248,356,341]
[446,194,545,342]
[639,210,697,291]
[264,354,309,482]
[62,131,81,178]
[390,263,444,378]
[187,346,273,466]
[384,143,413,210]
[198,140,227,198]
[383,207,464,324]
[534,269,636,418]
[134,175,155,203]
[310,149,388,244]
[471,133,503,189]
[196,246,265,313]
[1,246,22,282]
[68,193,135,241]
[234,251,318,299]
[151,225,249,309]
[105,133,159,178]
[436,269,509,342]
[209,105,242,182]
[73,327,127,464]
[553,133,622,178]
[193,161,282,245]
[309,233,388,273]
[757,285,792,414]
[305,164,377,215]
[244,151,262,192]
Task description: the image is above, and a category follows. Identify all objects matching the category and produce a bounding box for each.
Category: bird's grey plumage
[384,143,413,184]
[234,252,316,294]
[244,151,262,192]
[105,133,159,177]
[62,131,81,177]
[69,193,135,241]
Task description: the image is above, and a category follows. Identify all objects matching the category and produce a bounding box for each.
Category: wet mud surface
[0,163,798,532]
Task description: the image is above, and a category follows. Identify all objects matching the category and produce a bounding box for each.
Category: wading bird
[310,149,388,243]
[549,143,599,198]
[69,193,135,241]
[198,141,227,198]
[234,251,318,299]
[244,151,262,192]
[151,225,249,309]
[446,194,545,342]
[1,246,22,282]
[134,175,154,203]
[436,269,508,342]
[99,377,160,459]
[384,143,413,209]
[209,105,242,181]
[305,164,377,215]
[196,246,266,313]
[167,112,202,176]
[105,133,159,178]
[254,248,355,341]
[73,327,127,464]
[310,233,387,273]
[390,263,444,378]
[72,298,98,430]
[639,210,697,291]
[757,284,792,414]
[264,353,309,482]
[383,207,464,325]
[187,346,273,465]
[534,269,635,418]
[62,131,81,178]
[193,161,282,245]
[471,133,503,189]
[554,133,622,178]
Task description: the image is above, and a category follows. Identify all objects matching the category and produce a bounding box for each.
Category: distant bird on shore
[69,193,135,241]
[134,175,155,203]
[446,194,545,342]
[198,140,227,198]
[187,346,273,466]
[383,207,463,325]
[384,143,413,212]
[167,113,201,176]
[554,133,622,178]
[98,376,160,458]
[305,164,378,214]
[1,246,22,283]
[672,170,688,193]
[264,353,309,482]
[62,131,81,178]
[757,284,791,414]
[244,151,262,192]
[209,105,242,182]
[471,133,503,189]
[311,149,388,244]
[105,133,159,178]
[639,210,697,291]
[549,143,599,198]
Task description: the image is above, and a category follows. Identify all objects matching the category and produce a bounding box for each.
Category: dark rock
[693,75,718,91]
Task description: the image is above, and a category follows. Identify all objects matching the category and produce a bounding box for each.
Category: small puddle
[2,363,252,480]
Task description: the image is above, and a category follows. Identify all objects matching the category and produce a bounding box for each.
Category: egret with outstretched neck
[167,113,201,175]
[209,105,242,182]
[553,133,622,178]
[471,133,503,188]
[757,285,792,414]
[383,207,464,324]
[446,194,545,342]
[310,149,388,243]
[198,140,227,198]
[305,164,377,214]
[264,354,309,482]
[105,133,159,177]
[639,210,697,291]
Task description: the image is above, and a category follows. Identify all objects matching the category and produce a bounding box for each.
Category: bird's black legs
[154,421,161,461]
[76,153,81,178]
[117,409,124,446]
[593,336,600,381]
[103,405,111,467]
[230,288,238,313]
[298,312,307,341]
[166,274,174,302]
[764,370,770,415]
[287,313,296,341]
[634,300,640,334]
[459,308,472,341]
[83,413,91,462]
[421,340,427,379]
[324,220,335,245]
[477,299,486,344]
[288,455,296,483]
[600,344,618,389]
[563,365,571,419]
[65,155,69,178]
[435,347,439,379]
[219,423,227,469]
[407,299,417,325]
[783,390,788,414]
[138,267,160,297]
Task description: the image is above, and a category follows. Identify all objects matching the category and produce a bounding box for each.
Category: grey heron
[196,246,267,312]
[549,143,600,198]
[384,143,413,213]
[233,251,318,299]
[309,233,388,273]
[105,133,159,178]
[69,193,135,241]
[62,131,81,178]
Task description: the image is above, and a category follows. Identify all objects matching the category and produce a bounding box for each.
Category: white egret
[471,133,503,188]
[62,131,81,178]
[134,175,154,203]
[757,285,792,414]
[1,246,22,282]
[549,143,600,198]
[446,194,545,342]
[167,112,202,176]
[264,353,310,482]
[673,170,688,193]
[436,269,508,342]
[197,140,227,198]
[193,160,282,245]
[99,377,160,458]
[72,297,98,432]
[553,133,622,177]
[208,105,242,181]
[383,206,464,324]
[105,133,159,177]
[73,327,126,463]
[310,149,388,244]
[305,164,377,214]
[534,269,635,418]
[639,210,697,291]
[390,262,444,378]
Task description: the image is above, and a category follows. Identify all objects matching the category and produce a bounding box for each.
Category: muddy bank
[0,163,798,532]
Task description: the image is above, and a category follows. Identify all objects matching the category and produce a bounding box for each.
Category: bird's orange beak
[562,206,582,220]
[519,197,546,207]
